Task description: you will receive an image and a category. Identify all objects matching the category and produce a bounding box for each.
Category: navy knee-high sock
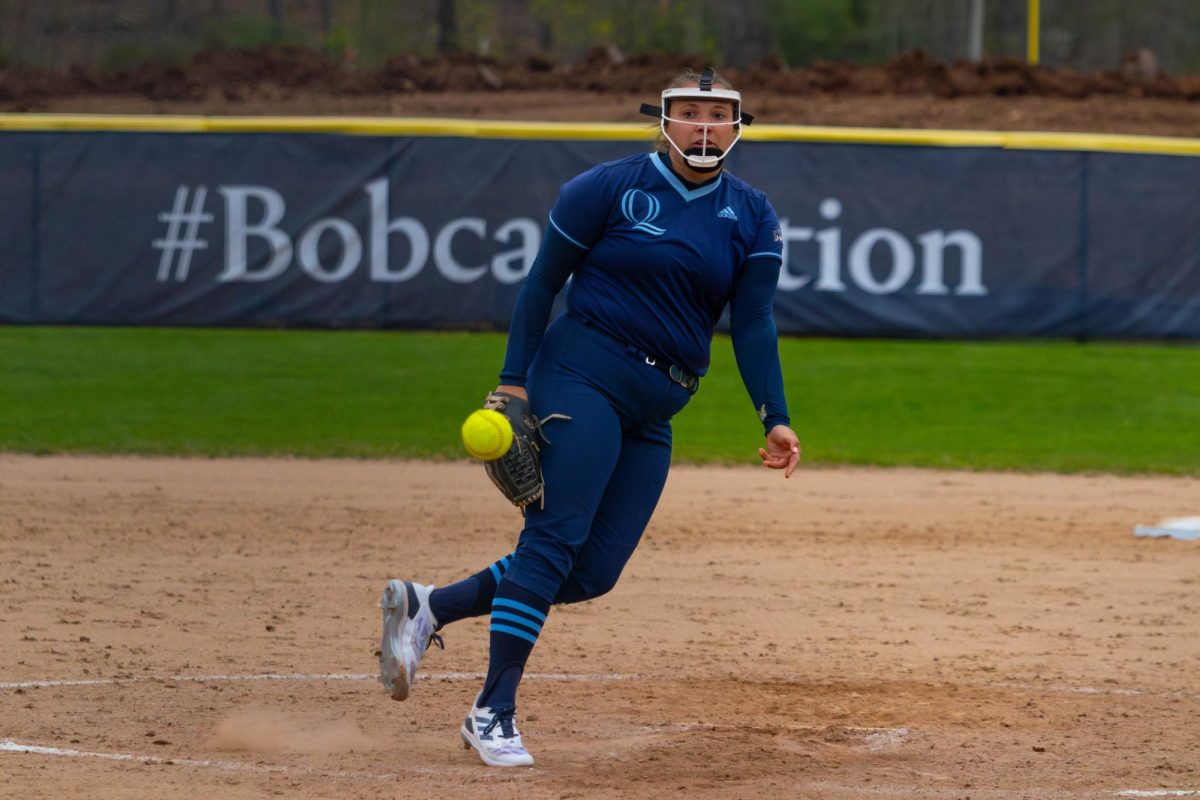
[477,580,550,711]
[428,554,513,628]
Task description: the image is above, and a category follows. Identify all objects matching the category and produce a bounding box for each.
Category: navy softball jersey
[500,151,790,432]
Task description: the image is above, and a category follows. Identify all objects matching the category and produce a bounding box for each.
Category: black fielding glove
[481,391,569,510]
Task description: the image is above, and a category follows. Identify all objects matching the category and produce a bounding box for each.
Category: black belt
[638,352,699,395]
[581,320,699,395]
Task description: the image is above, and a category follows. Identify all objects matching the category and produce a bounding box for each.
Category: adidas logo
[717,206,737,221]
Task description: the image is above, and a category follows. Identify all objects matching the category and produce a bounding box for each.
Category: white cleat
[378,579,441,701]
[460,704,535,767]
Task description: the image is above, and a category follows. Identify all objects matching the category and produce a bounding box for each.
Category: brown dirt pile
[4,45,1200,135]
[7,46,1200,103]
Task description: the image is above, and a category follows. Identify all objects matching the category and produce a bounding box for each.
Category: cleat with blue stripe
[460,703,534,767]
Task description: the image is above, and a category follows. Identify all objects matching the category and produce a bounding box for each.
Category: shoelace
[427,632,444,651]
[481,706,517,739]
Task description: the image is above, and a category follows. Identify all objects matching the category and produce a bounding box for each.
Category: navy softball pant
[503,313,694,605]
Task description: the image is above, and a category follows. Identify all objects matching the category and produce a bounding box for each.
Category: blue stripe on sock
[490,623,538,644]
[490,610,542,634]
[492,597,547,622]
[489,564,501,584]
[501,554,512,567]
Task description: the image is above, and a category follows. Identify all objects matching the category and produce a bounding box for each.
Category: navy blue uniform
[427,150,790,713]
[500,151,789,602]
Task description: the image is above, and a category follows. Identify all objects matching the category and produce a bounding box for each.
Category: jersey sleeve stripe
[746,251,784,261]
[548,215,590,251]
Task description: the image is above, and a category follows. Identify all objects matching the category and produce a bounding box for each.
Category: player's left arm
[728,204,800,478]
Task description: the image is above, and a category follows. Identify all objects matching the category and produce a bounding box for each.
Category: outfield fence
[1,116,1198,338]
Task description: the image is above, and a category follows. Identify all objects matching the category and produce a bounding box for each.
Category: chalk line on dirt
[0,671,643,690]
[10,736,1187,796]
[0,739,414,780]
[4,672,1196,706]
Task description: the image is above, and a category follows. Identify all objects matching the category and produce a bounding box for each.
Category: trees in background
[4,0,1200,73]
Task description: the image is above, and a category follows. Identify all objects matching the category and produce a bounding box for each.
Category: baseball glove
[481,391,569,511]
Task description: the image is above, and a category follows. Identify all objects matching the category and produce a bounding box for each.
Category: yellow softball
[461,408,514,461]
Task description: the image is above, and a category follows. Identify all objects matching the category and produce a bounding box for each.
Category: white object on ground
[1135,516,1200,541]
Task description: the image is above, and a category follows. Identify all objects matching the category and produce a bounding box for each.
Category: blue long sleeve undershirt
[499,227,790,435]
[729,255,791,433]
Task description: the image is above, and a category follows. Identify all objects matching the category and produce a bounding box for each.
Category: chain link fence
[3,0,1199,73]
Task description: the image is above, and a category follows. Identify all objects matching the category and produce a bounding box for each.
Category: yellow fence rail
[3,113,1200,157]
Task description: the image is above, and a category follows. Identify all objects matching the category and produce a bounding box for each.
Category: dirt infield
[2,454,1198,798]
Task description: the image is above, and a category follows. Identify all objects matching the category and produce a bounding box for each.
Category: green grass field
[1,326,1197,474]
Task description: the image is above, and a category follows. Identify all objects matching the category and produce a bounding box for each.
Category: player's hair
[652,67,737,155]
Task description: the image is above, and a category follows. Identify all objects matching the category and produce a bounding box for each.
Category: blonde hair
[652,68,738,154]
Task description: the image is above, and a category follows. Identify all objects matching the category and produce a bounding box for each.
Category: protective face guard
[639,68,755,169]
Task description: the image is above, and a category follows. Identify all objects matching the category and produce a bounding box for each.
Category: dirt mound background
[4,46,1200,136]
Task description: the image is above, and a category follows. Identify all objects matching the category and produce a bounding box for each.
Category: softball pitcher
[379,67,800,767]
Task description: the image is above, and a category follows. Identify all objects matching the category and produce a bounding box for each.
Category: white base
[1134,525,1200,541]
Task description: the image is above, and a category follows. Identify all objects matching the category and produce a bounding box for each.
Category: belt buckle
[669,364,697,393]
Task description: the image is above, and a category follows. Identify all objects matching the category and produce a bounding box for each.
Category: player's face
[663,98,738,158]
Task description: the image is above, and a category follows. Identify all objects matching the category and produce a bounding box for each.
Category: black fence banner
[2,124,1198,338]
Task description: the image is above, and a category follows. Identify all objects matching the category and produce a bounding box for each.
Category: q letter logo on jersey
[620,189,666,237]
